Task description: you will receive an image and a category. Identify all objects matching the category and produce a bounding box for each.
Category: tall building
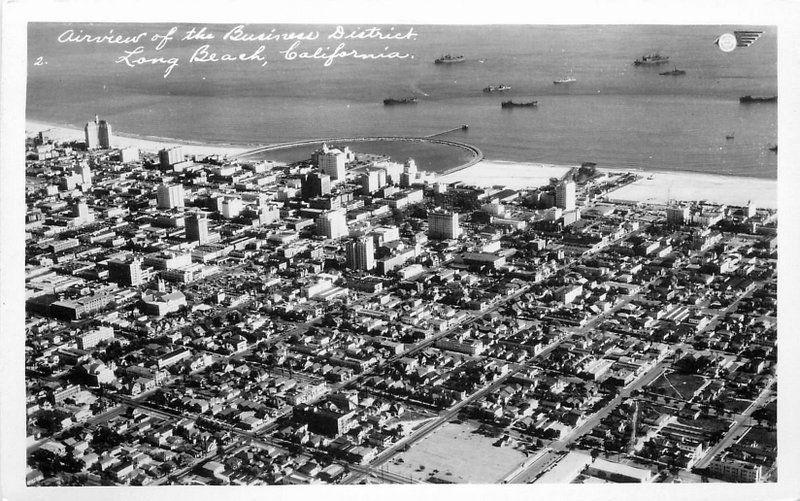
[72,200,90,219]
[186,213,209,244]
[428,210,461,240]
[84,116,112,149]
[98,120,112,148]
[346,236,376,271]
[315,208,348,239]
[77,162,92,187]
[556,180,576,211]
[108,257,145,286]
[317,144,346,181]
[156,183,185,209]
[360,168,387,194]
[84,118,99,150]
[302,172,332,199]
[159,147,184,169]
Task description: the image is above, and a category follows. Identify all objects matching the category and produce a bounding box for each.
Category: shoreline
[26,120,254,158]
[26,120,777,209]
[441,159,777,210]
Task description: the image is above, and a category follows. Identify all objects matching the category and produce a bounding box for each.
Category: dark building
[302,172,332,199]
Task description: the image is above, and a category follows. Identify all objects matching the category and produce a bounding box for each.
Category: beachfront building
[159,147,184,169]
[317,144,347,181]
[666,206,690,225]
[428,210,462,240]
[346,235,375,271]
[84,115,112,149]
[156,183,185,209]
[119,146,139,163]
[556,180,576,211]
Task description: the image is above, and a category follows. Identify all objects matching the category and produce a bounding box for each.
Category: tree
[590,448,600,463]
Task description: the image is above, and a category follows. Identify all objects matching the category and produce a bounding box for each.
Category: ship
[383,97,418,106]
[434,54,465,64]
[483,84,512,93]
[659,66,686,76]
[739,95,777,104]
[501,100,537,108]
[553,76,576,85]
[769,144,777,152]
[634,52,670,66]
[725,132,735,140]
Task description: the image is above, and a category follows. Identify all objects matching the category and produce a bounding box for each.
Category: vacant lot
[384,420,529,483]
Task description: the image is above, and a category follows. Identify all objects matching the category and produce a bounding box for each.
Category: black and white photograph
[1,1,798,500]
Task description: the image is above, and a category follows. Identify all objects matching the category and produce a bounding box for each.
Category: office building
[302,172,332,199]
[360,168,387,194]
[428,210,462,240]
[315,208,348,239]
[220,197,243,219]
[346,235,376,271]
[156,183,185,209]
[108,257,145,286]
[556,180,576,211]
[186,213,209,244]
[317,144,346,181]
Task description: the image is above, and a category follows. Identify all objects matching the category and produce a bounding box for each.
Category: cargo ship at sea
[501,100,537,108]
[434,54,465,64]
[659,66,686,76]
[739,95,777,104]
[634,52,670,66]
[483,84,512,93]
[553,76,576,85]
[383,97,418,106]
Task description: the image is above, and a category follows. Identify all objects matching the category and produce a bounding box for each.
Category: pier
[424,124,470,138]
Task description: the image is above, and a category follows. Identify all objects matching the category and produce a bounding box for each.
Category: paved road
[507,357,669,484]
[692,377,776,470]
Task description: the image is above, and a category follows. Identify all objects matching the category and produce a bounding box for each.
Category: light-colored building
[84,117,99,149]
[360,168,386,194]
[220,197,243,219]
[346,236,375,271]
[317,144,347,181]
[156,183,185,209]
[159,147,184,168]
[316,208,348,239]
[556,180,576,211]
[428,210,461,240]
[119,146,139,163]
[84,116,112,149]
[666,206,690,225]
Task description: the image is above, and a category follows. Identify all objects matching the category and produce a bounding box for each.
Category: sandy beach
[26,120,251,158]
[442,159,777,210]
[25,121,777,210]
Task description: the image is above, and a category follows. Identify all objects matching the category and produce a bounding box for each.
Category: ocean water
[27,23,777,178]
